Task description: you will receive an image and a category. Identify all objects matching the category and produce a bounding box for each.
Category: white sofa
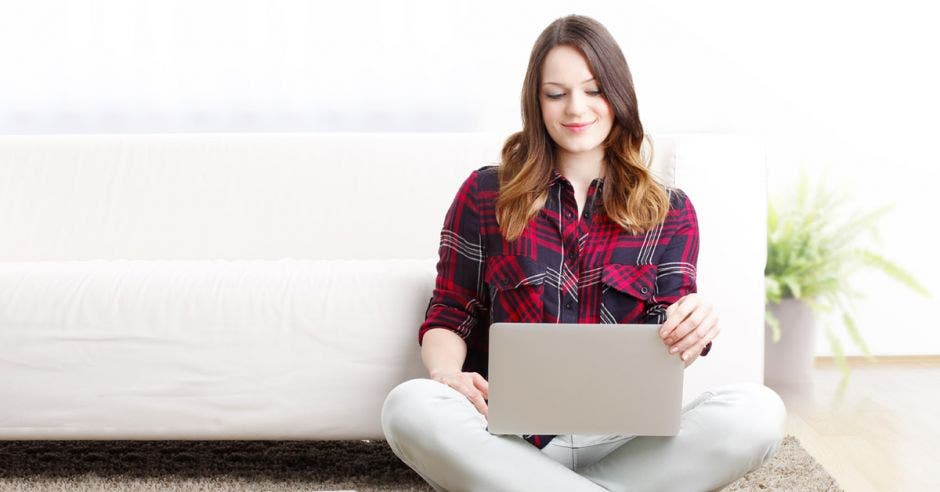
[0,132,766,440]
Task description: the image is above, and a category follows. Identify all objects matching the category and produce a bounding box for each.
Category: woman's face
[539,45,614,159]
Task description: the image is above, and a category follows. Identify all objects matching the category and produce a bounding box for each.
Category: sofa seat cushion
[0,258,436,439]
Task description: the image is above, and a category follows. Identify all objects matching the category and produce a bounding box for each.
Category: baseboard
[814,354,940,365]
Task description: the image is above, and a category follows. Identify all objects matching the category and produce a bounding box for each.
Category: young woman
[381,14,786,492]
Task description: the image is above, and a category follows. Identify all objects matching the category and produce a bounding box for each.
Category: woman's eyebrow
[542,77,596,87]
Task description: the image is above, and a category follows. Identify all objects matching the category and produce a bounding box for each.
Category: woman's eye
[546,93,564,100]
[586,90,603,96]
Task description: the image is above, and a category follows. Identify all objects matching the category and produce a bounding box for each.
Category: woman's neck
[555,148,606,187]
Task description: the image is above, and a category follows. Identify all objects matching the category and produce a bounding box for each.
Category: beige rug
[0,435,840,491]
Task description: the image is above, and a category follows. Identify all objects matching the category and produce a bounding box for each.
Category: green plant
[764,170,930,381]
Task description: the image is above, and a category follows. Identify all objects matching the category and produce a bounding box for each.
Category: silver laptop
[486,322,683,436]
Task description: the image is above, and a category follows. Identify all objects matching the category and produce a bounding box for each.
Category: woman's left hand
[659,293,720,368]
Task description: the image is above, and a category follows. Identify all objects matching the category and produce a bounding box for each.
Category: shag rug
[0,435,840,491]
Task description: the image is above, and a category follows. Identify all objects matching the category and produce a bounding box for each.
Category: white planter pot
[764,298,816,394]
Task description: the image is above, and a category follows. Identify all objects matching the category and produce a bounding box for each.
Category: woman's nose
[565,92,587,116]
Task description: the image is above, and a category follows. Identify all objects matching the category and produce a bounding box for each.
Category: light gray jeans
[381,378,786,492]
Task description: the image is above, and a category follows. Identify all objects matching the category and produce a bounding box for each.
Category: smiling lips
[562,121,595,132]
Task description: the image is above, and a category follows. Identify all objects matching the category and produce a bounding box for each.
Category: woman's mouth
[562,121,595,133]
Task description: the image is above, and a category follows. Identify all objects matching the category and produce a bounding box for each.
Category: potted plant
[764,170,930,390]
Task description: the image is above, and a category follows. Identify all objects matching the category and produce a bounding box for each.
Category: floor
[768,357,940,492]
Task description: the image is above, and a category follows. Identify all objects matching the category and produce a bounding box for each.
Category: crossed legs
[381,378,785,492]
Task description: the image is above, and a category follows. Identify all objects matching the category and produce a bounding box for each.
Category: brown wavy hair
[497,14,670,241]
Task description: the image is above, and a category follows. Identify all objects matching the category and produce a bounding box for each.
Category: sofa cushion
[0,258,436,439]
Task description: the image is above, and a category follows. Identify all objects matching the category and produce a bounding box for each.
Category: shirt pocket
[484,254,546,323]
[599,263,658,324]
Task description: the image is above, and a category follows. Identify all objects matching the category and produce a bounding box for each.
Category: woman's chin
[557,141,603,156]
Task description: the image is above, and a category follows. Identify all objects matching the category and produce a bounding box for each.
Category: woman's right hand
[430,370,489,418]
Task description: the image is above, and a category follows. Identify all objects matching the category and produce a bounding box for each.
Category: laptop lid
[486,322,683,436]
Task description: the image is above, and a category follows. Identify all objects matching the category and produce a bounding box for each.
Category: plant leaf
[765,277,783,304]
[766,308,781,343]
[855,249,931,298]
[828,204,893,248]
[842,312,876,361]
[824,322,851,381]
[782,275,802,299]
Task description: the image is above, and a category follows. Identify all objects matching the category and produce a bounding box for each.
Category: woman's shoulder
[473,164,500,188]
[448,165,500,207]
[457,164,500,194]
[663,185,694,212]
[660,186,698,230]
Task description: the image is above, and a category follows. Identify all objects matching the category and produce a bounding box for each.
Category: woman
[381,14,785,492]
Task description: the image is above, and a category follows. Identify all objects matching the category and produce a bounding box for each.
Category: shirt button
[565,211,574,220]
[567,250,576,259]
[641,286,649,294]
[565,301,573,309]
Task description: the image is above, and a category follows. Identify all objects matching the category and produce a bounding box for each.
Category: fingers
[692,320,720,360]
[668,308,716,357]
[659,294,698,339]
[664,306,708,348]
[471,372,489,400]
[679,316,720,361]
[665,303,718,360]
[436,372,489,418]
[459,380,488,417]
[468,373,489,416]
[662,297,710,347]
[659,298,684,338]
[683,320,721,368]
[467,390,488,417]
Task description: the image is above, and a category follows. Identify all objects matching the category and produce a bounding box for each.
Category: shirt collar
[550,168,606,188]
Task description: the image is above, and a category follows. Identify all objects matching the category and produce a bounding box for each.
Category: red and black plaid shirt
[419,165,711,449]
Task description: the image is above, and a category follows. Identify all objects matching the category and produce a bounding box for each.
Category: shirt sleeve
[646,189,712,356]
[418,170,486,346]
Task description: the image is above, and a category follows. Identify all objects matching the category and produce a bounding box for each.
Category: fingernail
[670,347,679,354]
[682,354,688,361]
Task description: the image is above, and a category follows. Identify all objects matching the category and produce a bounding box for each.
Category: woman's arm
[649,189,716,365]
[646,189,700,325]
[421,327,468,378]
[422,326,489,416]
[418,169,486,346]
[415,170,491,415]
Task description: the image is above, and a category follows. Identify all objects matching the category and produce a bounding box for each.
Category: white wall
[1,0,937,355]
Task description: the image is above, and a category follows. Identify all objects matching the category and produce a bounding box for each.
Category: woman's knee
[748,383,786,439]
[381,378,448,442]
[715,383,787,462]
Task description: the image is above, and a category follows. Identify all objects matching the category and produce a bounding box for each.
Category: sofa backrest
[0,132,693,261]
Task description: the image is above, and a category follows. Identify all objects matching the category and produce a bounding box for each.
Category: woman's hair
[497,14,670,241]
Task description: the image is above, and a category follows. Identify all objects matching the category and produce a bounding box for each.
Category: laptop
[485,322,683,436]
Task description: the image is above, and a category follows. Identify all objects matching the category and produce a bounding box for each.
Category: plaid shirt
[419,165,711,450]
